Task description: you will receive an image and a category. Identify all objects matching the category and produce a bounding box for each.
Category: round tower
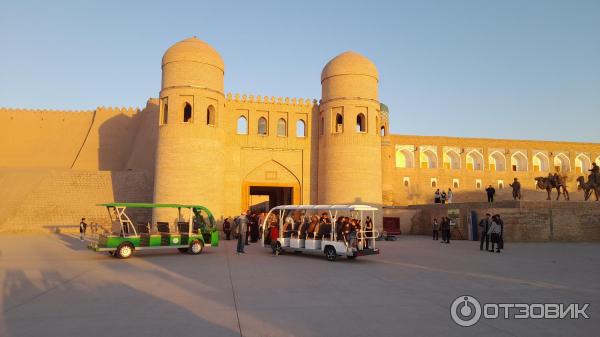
[153,37,225,222]
[317,51,383,216]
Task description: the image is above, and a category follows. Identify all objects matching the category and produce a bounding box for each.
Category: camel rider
[553,173,562,187]
[589,162,600,185]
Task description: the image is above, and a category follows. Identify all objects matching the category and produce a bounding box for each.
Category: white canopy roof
[269,205,378,212]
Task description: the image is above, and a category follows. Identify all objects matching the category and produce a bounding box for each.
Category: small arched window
[356,113,366,132]
[183,103,192,123]
[380,126,386,137]
[206,105,216,126]
[335,113,343,133]
[258,117,267,135]
[237,116,248,134]
[277,118,287,137]
[296,119,306,137]
[162,102,169,125]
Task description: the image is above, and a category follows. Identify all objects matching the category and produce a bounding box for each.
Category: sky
[1,0,599,142]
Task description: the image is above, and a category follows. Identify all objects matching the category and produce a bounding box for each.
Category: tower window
[258,117,267,135]
[162,101,169,125]
[403,177,410,187]
[356,113,366,132]
[380,126,386,137]
[296,119,306,137]
[183,103,192,123]
[207,105,216,126]
[431,178,438,188]
[277,118,287,137]
[237,116,248,134]
[335,113,343,133]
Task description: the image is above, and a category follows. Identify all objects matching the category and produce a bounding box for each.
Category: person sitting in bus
[296,215,309,239]
[335,217,344,241]
[283,215,294,238]
[341,218,352,242]
[306,215,319,239]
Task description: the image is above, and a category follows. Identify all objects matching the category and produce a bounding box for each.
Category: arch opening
[335,113,343,133]
[443,150,460,169]
[575,154,591,173]
[356,113,366,132]
[553,154,570,173]
[258,117,268,136]
[183,103,192,123]
[296,119,306,138]
[277,118,287,137]
[420,150,437,169]
[488,151,506,171]
[467,150,484,171]
[206,105,216,125]
[237,116,248,134]
[533,153,549,172]
[511,152,528,172]
[396,149,414,168]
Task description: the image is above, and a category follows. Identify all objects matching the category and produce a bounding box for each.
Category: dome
[162,37,224,72]
[321,51,378,83]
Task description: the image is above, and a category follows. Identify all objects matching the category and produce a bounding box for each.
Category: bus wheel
[324,246,337,261]
[116,243,134,259]
[189,240,204,255]
[177,248,188,254]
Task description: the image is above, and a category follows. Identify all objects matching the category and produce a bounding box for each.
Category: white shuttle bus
[261,205,380,261]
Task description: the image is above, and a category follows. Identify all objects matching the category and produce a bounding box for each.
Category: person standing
[496,214,505,250]
[441,190,447,204]
[364,216,374,248]
[447,188,453,203]
[79,218,88,241]
[234,211,249,254]
[478,213,491,251]
[486,185,496,203]
[432,218,439,240]
[488,216,502,253]
[223,218,232,240]
[440,217,450,244]
[510,178,522,200]
[434,189,441,203]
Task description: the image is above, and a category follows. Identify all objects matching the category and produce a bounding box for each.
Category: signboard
[447,209,460,227]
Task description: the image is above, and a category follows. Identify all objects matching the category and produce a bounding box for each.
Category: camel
[576,176,600,201]
[535,176,570,201]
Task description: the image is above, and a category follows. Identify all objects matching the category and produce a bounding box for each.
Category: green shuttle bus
[88,203,219,259]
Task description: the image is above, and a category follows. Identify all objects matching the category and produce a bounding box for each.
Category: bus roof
[269,205,378,211]
[97,202,209,209]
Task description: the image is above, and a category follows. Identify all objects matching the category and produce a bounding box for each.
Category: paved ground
[0,234,598,337]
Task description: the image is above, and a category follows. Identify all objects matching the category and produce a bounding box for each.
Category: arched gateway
[242,160,301,213]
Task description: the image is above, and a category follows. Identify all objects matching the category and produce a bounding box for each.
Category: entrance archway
[241,160,301,212]
[243,183,299,213]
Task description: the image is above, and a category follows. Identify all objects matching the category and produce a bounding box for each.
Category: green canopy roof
[97,202,208,209]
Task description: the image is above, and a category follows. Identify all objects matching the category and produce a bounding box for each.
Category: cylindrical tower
[317,51,383,219]
[153,37,226,222]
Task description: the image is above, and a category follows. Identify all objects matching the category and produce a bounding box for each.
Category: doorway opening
[247,186,293,213]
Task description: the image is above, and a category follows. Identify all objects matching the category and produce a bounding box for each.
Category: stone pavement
[0,234,598,337]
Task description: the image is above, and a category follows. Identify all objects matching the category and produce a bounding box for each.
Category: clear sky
[1,0,599,142]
